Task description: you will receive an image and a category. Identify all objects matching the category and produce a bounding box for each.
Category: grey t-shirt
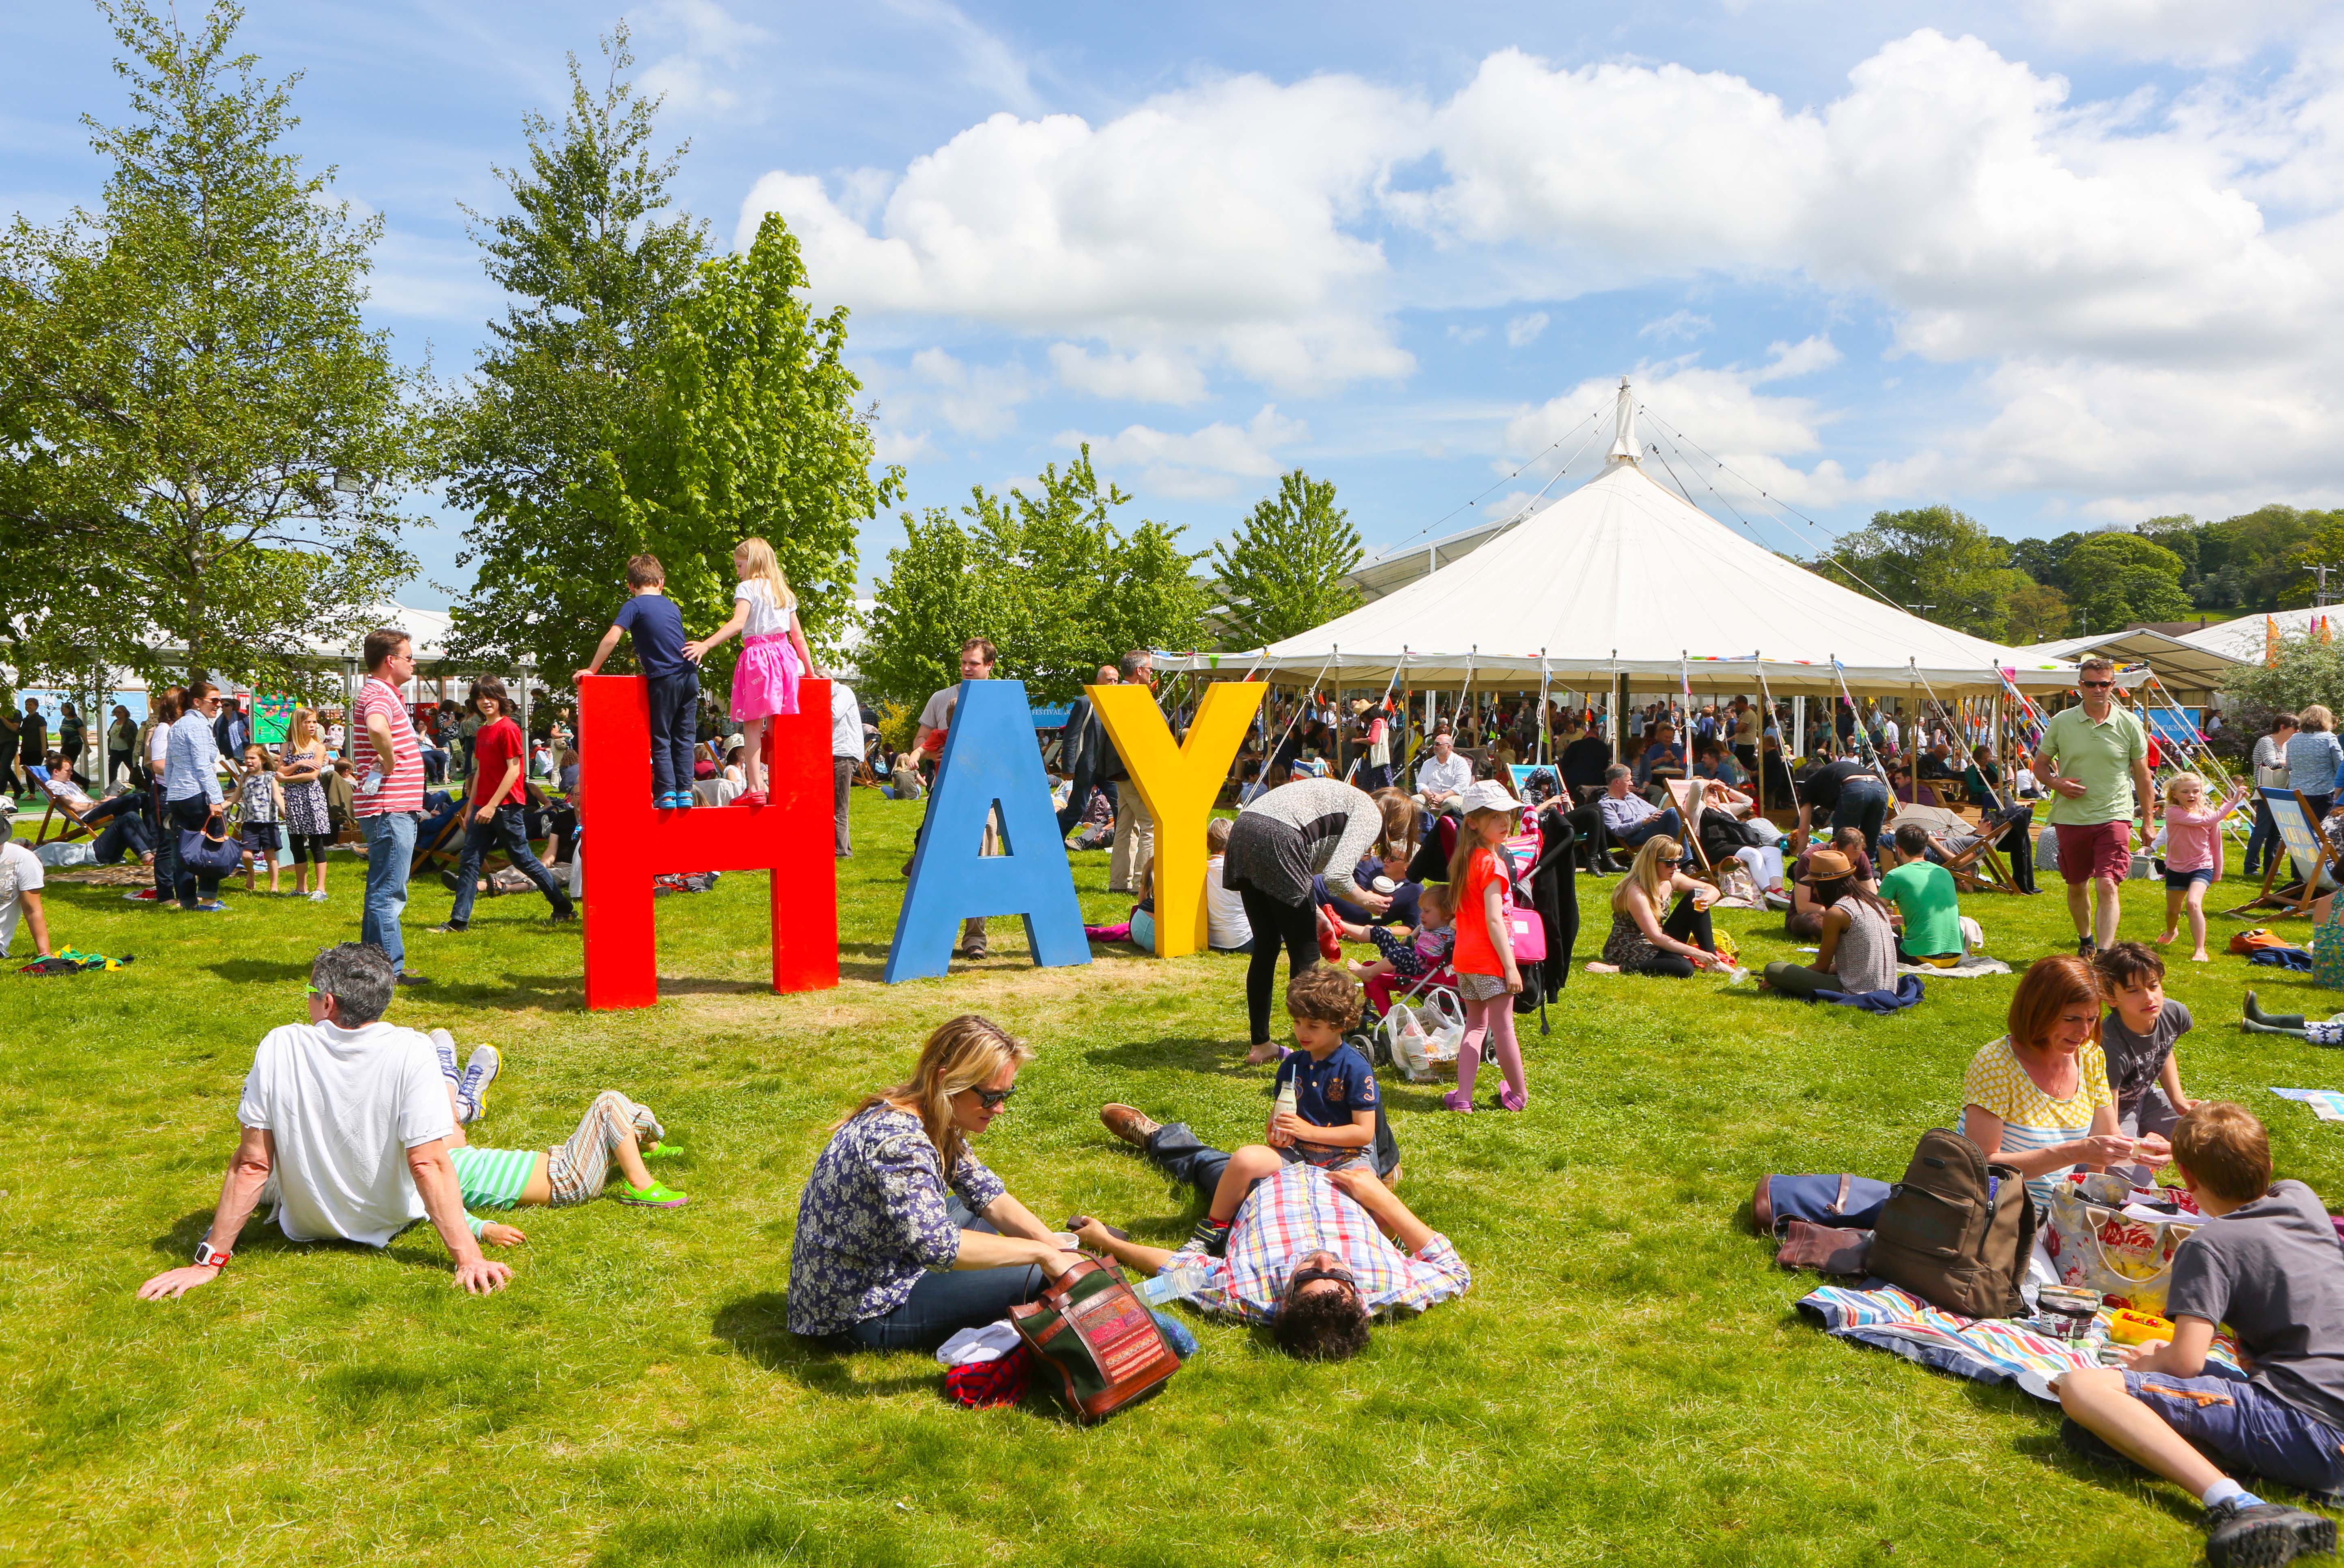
[917,686,959,733]
[2101,999,2189,1117]
[2166,1179,2344,1429]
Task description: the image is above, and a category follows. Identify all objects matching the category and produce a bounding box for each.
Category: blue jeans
[167,794,223,906]
[151,786,178,900]
[359,811,418,972]
[647,669,700,798]
[447,804,573,927]
[1617,807,1685,849]
[842,1196,1045,1352]
[1831,777,1891,861]
[2245,795,2279,876]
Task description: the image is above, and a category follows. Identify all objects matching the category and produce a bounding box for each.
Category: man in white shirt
[0,836,52,959]
[830,678,861,858]
[1415,731,1473,809]
[136,942,509,1300]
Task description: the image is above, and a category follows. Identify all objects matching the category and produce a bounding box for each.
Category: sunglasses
[2079,680,2114,688]
[1289,1264,1357,1294]
[1657,855,1681,865]
[970,1085,1016,1109]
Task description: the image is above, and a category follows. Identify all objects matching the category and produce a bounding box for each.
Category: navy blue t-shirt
[613,593,689,677]
[1274,1044,1379,1140]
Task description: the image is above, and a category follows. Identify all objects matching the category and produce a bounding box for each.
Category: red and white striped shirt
[1190,1163,1471,1324]
[353,677,425,817]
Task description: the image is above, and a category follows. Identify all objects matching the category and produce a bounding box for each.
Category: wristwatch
[192,1241,230,1268]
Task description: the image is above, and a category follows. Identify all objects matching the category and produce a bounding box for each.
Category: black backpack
[1867,1129,2036,1318]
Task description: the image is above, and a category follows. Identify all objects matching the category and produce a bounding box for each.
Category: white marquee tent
[1163,382,2079,701]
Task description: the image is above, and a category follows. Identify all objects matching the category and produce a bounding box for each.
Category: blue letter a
[884,679,1091,982]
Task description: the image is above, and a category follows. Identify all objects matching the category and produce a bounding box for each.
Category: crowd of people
[45,579,2344,1564]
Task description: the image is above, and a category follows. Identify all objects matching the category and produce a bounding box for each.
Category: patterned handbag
[1009,1256,1182,1423]
[2042,1173,2201,1316]
[2315,899,2344,990]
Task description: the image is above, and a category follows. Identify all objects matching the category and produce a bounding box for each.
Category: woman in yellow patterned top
[1958,953,2142,1208]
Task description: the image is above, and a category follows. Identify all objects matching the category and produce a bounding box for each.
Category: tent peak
[1604,377,1640,466]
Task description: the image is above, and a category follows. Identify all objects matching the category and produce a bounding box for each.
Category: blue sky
[8,0,2341,610]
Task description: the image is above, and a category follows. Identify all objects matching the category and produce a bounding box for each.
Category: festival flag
[2269,615,2281,666]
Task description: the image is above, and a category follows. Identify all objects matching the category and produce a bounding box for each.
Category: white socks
[2201,1478,2261,1510]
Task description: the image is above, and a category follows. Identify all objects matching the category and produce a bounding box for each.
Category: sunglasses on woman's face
[1657,855,1681,866]
[970,1085,1016,1109]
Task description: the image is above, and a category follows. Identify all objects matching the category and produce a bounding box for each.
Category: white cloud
[1504,311,1548,347]
[904,347,1035,437]
[637,0,774,117]
[1446,324,1487,344]
[2031,0,2325,64]
[1639,309,1712,342]
[879,0,1041,114]
[1047,343,1208,404]
[873,427,938,465]
[737,73,1424,394]
[1063,405,1305,500]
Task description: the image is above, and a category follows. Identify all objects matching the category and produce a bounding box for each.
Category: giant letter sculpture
[578,675,837,1010]
[1088,679,1267,957]
[884,679,1090,982]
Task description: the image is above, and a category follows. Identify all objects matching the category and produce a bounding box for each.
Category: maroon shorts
[2055,819,2134,885]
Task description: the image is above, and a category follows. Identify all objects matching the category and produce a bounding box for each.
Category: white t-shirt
[235,1020,456,1247]
[0,840,45,957]
[831,681,861,758]
[736,579,796,639]
[146,721,172,769]
[1206,854,1253,950]
[1418,753,1473,799]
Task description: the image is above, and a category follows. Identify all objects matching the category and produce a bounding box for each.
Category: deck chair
[2226,787,2343,919]
[30,772,102,847]
[1892,802,2024,895]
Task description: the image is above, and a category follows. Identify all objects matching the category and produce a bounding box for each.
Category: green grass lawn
[10,795,2344,1566]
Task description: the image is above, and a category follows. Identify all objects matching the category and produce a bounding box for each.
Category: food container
[2034,1285,2102,1342]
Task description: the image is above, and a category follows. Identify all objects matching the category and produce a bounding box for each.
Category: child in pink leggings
[1442,781,1528,1112]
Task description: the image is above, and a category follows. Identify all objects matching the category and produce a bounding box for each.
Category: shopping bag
[2042,1172,2201,1316]
[1377,1005,1434,1082]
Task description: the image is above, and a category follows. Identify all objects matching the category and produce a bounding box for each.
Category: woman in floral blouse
[788,1015,1080,1349]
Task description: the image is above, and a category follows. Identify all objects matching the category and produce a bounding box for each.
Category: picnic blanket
[1896,954,2011,979]
[1798,1282,2242,1403]
[2272,1088,2344,1122]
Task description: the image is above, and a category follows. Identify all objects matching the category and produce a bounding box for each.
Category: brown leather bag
[1774,1218,1873,1277]
[1009,1256,1181,1423]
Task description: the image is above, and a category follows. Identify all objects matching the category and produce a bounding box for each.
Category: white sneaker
[307,890,328,903]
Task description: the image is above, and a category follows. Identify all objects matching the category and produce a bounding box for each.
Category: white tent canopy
[2183,606,2333,665]
[1162,380,2077,698]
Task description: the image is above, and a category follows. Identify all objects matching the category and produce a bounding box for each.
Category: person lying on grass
[1086,1105,1466,1362]
[1161,966,1389,1258]
[137,942,511,1301]
[448,1090,689,1245]
[2056,1103,2342,1568]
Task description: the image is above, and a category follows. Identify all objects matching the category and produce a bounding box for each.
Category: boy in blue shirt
[1164,965,1385,1256]
[575,554,698,809]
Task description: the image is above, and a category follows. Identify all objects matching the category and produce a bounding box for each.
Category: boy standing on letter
[576,555,699,810]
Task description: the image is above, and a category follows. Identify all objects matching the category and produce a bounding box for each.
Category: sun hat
[1459,779,1524,815]
[725,732,745,751]
[1800,848,1855,885]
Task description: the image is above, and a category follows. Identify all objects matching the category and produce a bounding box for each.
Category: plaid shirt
[1191,1164,1470,1324]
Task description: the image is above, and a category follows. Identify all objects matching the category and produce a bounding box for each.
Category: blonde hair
[842,1015,1031,1172]
[1611,835,1681,914]
[2302,705,2335,733]
[291,706,319,750]
[734,536,795,611]
[2162,770,2206,805]
[1418,881,1452,923]
[1445,805,1517,890]
[1206,817,1232,854]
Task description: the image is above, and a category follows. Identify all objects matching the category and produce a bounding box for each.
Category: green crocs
[642,1142,686,1162]
[616,1180,688,1209]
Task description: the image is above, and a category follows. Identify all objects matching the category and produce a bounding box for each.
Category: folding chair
[1890,802,2021,896]
[2225,787,2344,920]
[1664,778,1728,887]
[30,772,102,847]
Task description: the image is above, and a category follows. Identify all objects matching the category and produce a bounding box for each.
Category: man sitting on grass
[136,942,512,1301]
[1082,1105,1466,1362]
[1880,823,1963,965]
[2056,1102,2342,1567]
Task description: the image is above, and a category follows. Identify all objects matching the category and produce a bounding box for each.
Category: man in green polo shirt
[2031,656,2153,957]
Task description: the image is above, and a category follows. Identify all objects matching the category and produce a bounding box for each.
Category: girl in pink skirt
[683,537,817,807]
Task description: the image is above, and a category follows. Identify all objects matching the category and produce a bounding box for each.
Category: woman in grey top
[1222,777,1409,1062]
[1760,847,1900,1000]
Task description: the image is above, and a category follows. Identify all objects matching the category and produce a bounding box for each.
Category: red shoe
[738,789,768,807]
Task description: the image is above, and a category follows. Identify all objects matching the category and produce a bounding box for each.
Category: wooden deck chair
[1890,802,2021,895]
[2226,787,2344,919]
[30,773,101,846]
[1664,778,1726,885]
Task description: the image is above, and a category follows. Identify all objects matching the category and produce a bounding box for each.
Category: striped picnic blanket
[1798,1284,2241,1402]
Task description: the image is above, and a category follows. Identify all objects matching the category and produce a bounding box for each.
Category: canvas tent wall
[1159,382,2077,701]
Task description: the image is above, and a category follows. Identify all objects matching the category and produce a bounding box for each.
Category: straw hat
[1800,848,1855,885]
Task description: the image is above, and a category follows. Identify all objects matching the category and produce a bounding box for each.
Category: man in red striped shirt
[354,628,430,987]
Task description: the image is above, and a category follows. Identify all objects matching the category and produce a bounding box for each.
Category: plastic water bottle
[1140,1261,1211,1305]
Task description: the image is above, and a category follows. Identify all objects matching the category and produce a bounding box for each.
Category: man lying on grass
[137,942,512,1300]
[2056,1103,2342,1568]
[1083,1103,1468,1361]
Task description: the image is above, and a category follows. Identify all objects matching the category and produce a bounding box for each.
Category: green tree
[2003,578,2071,643]
[0,0,422,688]
[2223,629,2344,717]
[441,26,708,672]
[566,213,899,684]
[862,447,1208,705]
[1817,506,2019,638]
[1208,469,1363,649]
[2061,531,2194,631]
